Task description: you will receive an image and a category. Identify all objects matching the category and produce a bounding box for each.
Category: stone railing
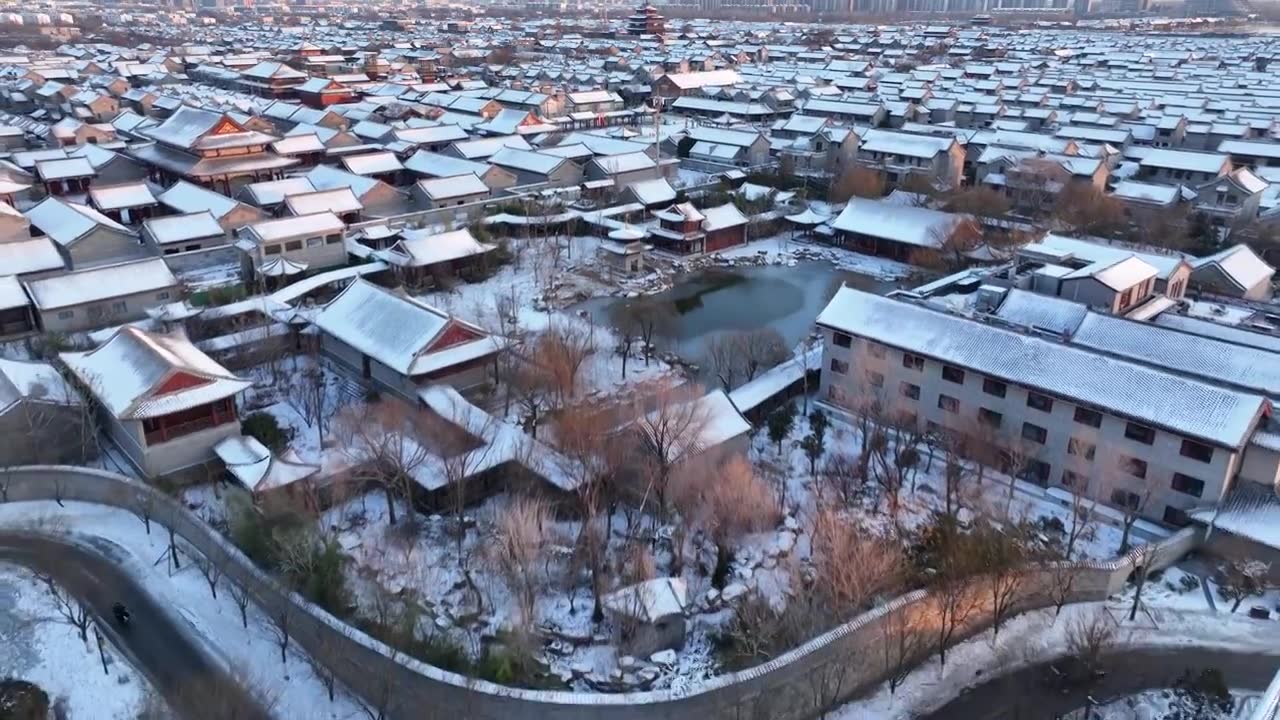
[0,466,1200,720]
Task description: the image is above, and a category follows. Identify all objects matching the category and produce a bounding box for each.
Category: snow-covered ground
[0,501,367,720]
[835,601,1280,719]
[0,564,154,720]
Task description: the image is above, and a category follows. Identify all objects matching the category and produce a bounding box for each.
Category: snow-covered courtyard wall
[0,465,1201,720]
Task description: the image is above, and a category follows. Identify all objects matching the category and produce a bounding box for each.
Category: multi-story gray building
[815,287,1278,527]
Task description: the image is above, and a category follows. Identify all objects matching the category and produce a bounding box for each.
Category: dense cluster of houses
[0,16,1277,543]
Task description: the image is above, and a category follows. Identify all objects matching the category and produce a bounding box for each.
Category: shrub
[241,412,289,451]
[0,679,50,720]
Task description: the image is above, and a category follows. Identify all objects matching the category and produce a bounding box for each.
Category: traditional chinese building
[130,106,299,196]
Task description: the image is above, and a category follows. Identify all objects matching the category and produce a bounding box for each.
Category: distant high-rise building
[626,2,665,35]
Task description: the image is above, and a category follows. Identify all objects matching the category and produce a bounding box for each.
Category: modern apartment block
[815,287,1278,526]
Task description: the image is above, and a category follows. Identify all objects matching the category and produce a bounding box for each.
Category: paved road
[921,647,1280,719]
[0,533,272,720]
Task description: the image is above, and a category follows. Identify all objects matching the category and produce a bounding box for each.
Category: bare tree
[1218,559,1270,613]
[880,603,928,695]
[1045,561,1082,620]
[1065,607,1118,678]
[820,451,862,509]
[285,365,340,448]
[672,452,779,585]
[264,605,292,665]
[487,496,554,623]
[335,400,434,527]
[626,304,673,368]
[810,509,905,613]
[531,320,596,408]
[33,570,92,642]
[943,185,1013,228]
[631,380,711,522]
[554,397,632,622]
[228,583,251,629]
[829,165,886,202]
[1098,458,1160,555]
[192,552,224,600]
[1053,184,1128,239]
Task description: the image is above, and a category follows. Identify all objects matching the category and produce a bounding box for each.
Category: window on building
[1121,456,1148,479]
[902,353,924,371]
[1073,406,1102,428]
[982,377,1007,397]
[1067,438,1096,461]
[1021,422,1047,444]
[900,382,920,400]
[833,331,852,348]
[284,240,303,252]
[156,291,170,301]
[1022,459,1051,487]
[1179,439,1213,464]
[111,301,127,313]
[866,370,885,388]
[867,342,886,358]
[325,234,342,245]
[1163,506,1191,527]
[937,394,959,413]
[1125,422,1155,445]
[941,365,965,384]
[1026,392,1053,413]
[1062,470,1086,489]
[926,420,943,436]
[1171,473,1205,498]
[829,358,849,374]
[978,407,1002,428]
[57,310,74,320]
[264,244,282,255]
[1111,489,1141,510]
[306,236,324,248]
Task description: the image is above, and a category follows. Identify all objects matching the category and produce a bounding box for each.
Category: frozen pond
[576,262,912,372]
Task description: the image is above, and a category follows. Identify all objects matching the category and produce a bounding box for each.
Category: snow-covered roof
[414,173,489,201]
[1191,244,1275,293]
[626,177,676,206]
[246,212,344,243]
[1069,310,1280,400]
[61,326,251,420]
[0,356,77,414]
[831,198,962,248]
[313,279,497,377]
[641,389,751,463]
[992,288,1088,336]
[1191,487,1280,551]
[404,150,493,179]
[0,237,64,276]
[88,181,157,211]
[487,147,567,176]
[24,257,176,311]
[1022,234,1187,281]
[860,128,953,158]
[701,203,748,232]
[379,228,494,268]
[341,151,405,176]
[589,152,656,175]
[157,180,243,219]
[603,577,688,623]
[143,211,224,245]
[214,434,319,492]
[817,288,1267,449]
[1068,255,1158,291]
[284,188,363,217]
[241,177,317,207]
[1139,147,1229,174]
[24,196,134,246]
